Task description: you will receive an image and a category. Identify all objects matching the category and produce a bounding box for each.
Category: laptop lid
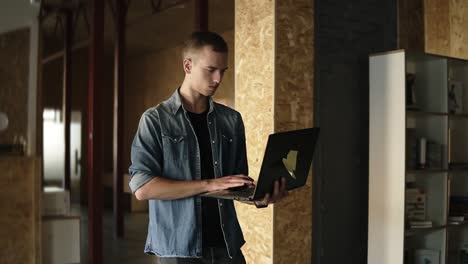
[252,128,319,200]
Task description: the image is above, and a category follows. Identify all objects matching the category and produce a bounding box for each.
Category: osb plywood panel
[218,31,235,108]
[0,28,30,145]
[449,0,468,59]
[274,0,314,263]
[0,157,41,264]
[398,0,424,51]
[124,30,235,175]
[401,0,468,59]
[235,0,275,263]
[424,0,450,57]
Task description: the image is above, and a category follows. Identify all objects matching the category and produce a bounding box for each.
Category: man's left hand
[252,177,288,208]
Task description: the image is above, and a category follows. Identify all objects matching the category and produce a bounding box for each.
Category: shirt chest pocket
[162,134,188,162]
[220,132,236,156]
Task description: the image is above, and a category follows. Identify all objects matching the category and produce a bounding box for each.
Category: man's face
[185,46,228,97]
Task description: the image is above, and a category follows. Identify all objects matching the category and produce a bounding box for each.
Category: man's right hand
[206,174,255,192]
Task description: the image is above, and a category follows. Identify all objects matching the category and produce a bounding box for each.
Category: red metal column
[113,0,127,238]
[63,10,72,191]
[88,0,104,263]
[195,0,208,31]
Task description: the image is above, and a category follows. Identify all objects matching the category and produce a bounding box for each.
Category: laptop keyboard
[229,186,255,197]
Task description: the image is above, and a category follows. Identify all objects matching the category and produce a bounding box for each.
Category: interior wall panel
[0,28,30,146]
[274,0,314,263]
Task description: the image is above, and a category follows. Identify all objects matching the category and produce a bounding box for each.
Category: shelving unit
[368,50,468,264]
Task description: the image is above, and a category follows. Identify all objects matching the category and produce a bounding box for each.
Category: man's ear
[183,58,192,74]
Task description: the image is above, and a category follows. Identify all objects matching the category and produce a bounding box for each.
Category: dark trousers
[156,247,246,264]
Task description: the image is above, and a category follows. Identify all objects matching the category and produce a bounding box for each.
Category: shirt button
[219,203,223,206]
[212,140,215,144]
[209,122,212,125]
[214,161,218,165]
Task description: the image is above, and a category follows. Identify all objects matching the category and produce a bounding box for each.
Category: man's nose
[213,71,222,83]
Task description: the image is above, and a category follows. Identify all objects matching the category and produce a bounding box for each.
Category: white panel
[42,217,81,264]
[368,51,406,264]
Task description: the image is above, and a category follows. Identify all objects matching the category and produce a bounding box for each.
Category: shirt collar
[168,88,215,115]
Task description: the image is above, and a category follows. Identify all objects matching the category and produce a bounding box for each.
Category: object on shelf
[461,245,468,264]
[409,220,433,229]
[407,129,418,170]
[406,188,426,221]
[413,249,440,264]
[406,73,418,110]
[450,196,468,218]
[448,216,465,225]
[418,137,427,169]
[426,140,443,169]
[449,163,468,170]
[408,137,443,170]
[448,80,463,114]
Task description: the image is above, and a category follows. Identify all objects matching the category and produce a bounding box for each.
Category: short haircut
[182,31,228,60]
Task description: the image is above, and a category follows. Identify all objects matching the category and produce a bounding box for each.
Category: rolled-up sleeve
[129,110,163,194]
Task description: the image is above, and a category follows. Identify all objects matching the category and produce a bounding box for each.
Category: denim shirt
[129,89,248,258]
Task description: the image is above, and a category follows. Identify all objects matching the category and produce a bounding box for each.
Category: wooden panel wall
[274,0,314,263]
[447,0,468,59]
[0,157,41,264]
[399,0,468,59]
[0,28,30,145]
[424,0,451,57]
[398,0,424,52]
[236,0,314,263]
[235,0,275,263]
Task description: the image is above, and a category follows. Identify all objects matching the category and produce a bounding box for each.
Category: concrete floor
[71,204,156,264]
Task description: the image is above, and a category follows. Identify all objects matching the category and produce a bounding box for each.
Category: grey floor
[71,204,156,264]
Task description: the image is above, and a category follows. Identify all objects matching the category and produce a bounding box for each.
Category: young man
[129,31,287,263]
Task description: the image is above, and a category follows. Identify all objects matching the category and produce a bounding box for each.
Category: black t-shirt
[187,110,225,248]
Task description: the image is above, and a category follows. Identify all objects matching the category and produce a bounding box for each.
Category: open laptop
[201,128,320,201]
